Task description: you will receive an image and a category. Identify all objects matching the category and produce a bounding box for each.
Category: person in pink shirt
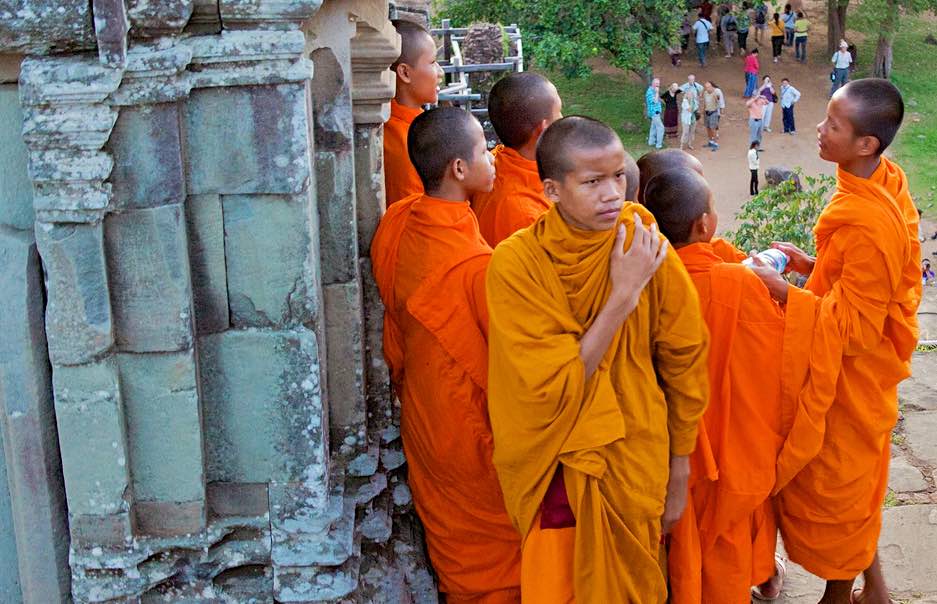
[743,48,760,97]
[746,94,768,148]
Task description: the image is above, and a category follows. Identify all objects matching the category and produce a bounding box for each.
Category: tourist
[780,77,802,133]
[769,12,785,63]
[371,107,521,602]
[758,75,777,132]
[645,77,665,150]
[668,41,683,67]
[753,1,768,46]
[794,11,810,63]
[746,93,768,147]
[694,12,714,67]
[486,115,708,604]
[681,73,705,99]
[830,39,853,96]
[721,7,738,57]
[923,259,935,286]
[782,3,796,47]
[736,2,753,52]
[748,140,761,195]
[680,14,693,52]
[472,72,563,246]
[384,20,444,205]
[681,86,700,150]
[744,48,760,97]
[703,80,726,149]
[662,82,682,139]
[750,78,920,604]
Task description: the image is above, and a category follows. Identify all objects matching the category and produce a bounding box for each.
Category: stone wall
[0,1,434,602]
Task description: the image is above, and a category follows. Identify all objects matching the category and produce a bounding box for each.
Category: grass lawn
[851,15,937,217]
[543,69,651,158]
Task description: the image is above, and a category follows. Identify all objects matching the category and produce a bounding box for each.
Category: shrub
[725,170,836,256]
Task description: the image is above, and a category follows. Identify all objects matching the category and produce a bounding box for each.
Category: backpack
[755,7,767,24]
[726,16,738,32]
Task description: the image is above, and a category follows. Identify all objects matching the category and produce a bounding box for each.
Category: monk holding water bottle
[641,165,818,604]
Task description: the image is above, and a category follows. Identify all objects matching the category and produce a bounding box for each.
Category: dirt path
[649,0,837,234]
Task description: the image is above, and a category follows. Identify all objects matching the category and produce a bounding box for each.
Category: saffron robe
[774,157,921,579]
[486,203,710,603]
[668,242,817,604]
[371,194,521,600]
[473,146,551,247]
[383,99,424,206]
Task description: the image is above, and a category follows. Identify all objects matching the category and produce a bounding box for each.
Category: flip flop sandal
[751,555,787,601]
[851,588,898,604]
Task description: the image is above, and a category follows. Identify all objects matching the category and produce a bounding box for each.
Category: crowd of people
[377,18,922,604]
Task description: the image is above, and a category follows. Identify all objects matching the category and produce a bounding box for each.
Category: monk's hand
[609,214,668,314]
[662,454,690,534]
[771,241,815,275]
[748,254,790,304]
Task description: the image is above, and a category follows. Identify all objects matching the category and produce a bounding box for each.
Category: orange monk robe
[371,194,521,601]
[710,237,748,263]
[383,99,424,206]
[668,242,817,604]
[472,146,552,247]
[486,203,710,604]
[774,157,921,579]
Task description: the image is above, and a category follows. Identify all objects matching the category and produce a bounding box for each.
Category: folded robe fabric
[472,146,552,247]
[371,194,521,600]
[668,242,817,604]
[383,99,424,206]
[486,203,710,603]
[774,157,921,579]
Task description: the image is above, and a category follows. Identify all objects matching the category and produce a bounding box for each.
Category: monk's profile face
[546,140,628,231]
[460,119,497,194]
[398,32,443,105]
[817,91,879,162]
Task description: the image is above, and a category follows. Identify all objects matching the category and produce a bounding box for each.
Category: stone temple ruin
[0,0,437,601]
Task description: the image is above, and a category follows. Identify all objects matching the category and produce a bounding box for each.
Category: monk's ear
[855,134,881,158]
[395,62,413,84]
[451,157,467,183]
[542,178,562,204]
[530,119,549,146]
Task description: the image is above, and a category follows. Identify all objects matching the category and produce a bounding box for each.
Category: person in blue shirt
[693,13,714,67]
[779,78,802,134]
[646,77,664,149]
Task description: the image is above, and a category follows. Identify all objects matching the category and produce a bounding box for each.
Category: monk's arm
[581,219,668,378]
[653,250,710,456]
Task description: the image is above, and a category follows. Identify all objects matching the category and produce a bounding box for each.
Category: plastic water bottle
[742,248,789,272]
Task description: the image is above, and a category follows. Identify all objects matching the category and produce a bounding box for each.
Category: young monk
[472,72,563,247]
[637,148,747,264]
[751,78,921,604]
[485,116,710,603]
[371,107,521,602]
[383,20,443,206]
[642,168,817,604]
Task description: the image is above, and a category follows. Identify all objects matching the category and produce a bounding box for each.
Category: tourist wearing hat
[830,40,852,96]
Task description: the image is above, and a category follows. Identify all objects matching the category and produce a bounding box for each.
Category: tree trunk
[872,0,898,78]
[827,0,849,55]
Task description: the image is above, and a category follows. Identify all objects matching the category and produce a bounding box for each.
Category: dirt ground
[645,0,937,259]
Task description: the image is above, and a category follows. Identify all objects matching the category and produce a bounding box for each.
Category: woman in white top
[748,140,760,195]
[680,88,699,150]
[830,39,852,96]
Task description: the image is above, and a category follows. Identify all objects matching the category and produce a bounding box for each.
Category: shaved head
[839,78,905,154]
[489,72,562,148]
[408,107,480,191]
[536,116,620,182]
[391,19,434,70]
[624,154,640,201]
[642,169,712,245]
[636,149,704,203]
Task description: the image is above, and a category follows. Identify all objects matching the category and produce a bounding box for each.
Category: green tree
[435,0,687,77]
[853,0,937,78]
